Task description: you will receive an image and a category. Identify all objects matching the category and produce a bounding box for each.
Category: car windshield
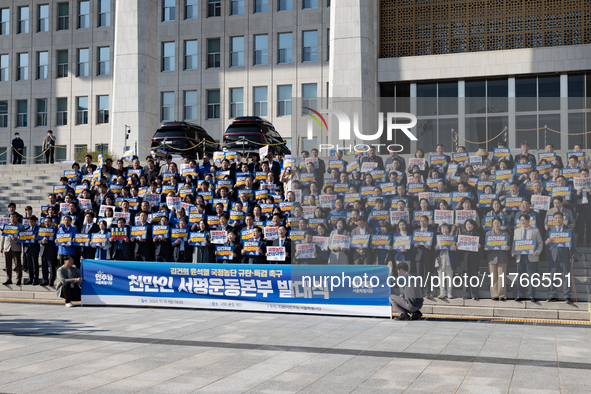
[153,130,186,139]
[226,124,263,134]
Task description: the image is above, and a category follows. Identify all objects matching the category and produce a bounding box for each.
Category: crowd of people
[1,140,590,309]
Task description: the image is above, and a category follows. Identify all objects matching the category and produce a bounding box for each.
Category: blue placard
[485,235,508,251]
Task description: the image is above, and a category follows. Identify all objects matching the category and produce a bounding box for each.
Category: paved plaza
[0,303,591,393]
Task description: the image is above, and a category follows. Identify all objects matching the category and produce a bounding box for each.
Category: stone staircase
[0,164,73,214]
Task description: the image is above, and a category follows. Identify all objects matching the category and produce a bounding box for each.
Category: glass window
[77,48,89,77]
[0,54,7,82]
[278,0,292,11]
[303,0,318,9]
[515,77,537,112]
[230,88,244,118]
[0,101,6,128]
[161,92,174,121]
[0,146,6,163]
[186,0,198,19]
[515,115,537,147]
[54,145,67,161]
[302,83,317,111]
[487,79,509,113]
[230,36,244,67]
[38,5,49,32]
[35,146,46,164]
[18,7,29,34]
[97,95,109,124]
[278,33,292,64]
[17,53,29,81]
[302,31,318,62]
[207,90,220,119]
[277,85,292,117]
[255,0,268,13]
[36,99,47,127]
[0,9,9,36]
[95,143,108,156]
[568,74,585,110]
[568,112,586,149]
[99,0,110,27]
[438,81,458,115]
[37,52,48,80]
[465,80,486,114]
[76,96,88,125]
[253,86,268,117]
[230,0,244,15]
[17,100,28,128]
[163,0,175,22]
[162,42,175,72]
[538,75,560,111]
[208,0,221,17]
[98,47,110,76]
[207,38,220,68]
[416,83,436,116]
[184,91,197,120]
[184,40,198,70]
[78,1,89,29]
[539,113,561,149]
[56,98,68,126]
[58,3,69,30]
[57,50,68,78]
[254,35,268,66]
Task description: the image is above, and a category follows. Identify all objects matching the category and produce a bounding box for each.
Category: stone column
[110,0,159,157]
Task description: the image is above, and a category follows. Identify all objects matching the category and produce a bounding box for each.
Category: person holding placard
[294,231,321,265]
[435,223,456,299]
[154,216,173,262]
[485,216,511,300]
[351,217,374,265]
[94,220,111,260]
[454,218,483,300]
[360,146,384,171]
[39,216,58,286]
[79,213,99,260]
[328,218,350,265]
[241,226,267,264]
[545,196,574,231]
[575,168,591,247]
[2,212,25,285]
[23,215,40,285]
[110,218,133,261]
[484,198,509,231]
[192,220,213,263]
[131,211,153,262]
[545,212,575,303]
[512,214,544,302]
[392,219,412,276]
[56,215,78,268]
[413,216,436,297]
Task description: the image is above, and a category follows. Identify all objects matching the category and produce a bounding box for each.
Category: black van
[151,122,217,159]
[223,117,291,156]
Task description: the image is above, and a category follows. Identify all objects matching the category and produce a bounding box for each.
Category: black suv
[151,122,217,159]
[223,117,291,156]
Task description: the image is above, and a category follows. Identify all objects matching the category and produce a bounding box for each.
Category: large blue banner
[81,260,392,317]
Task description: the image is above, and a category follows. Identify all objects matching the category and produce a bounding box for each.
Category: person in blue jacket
[57,215,78,267]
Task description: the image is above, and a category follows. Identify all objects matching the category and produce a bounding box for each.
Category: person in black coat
[154,217,173,262]
[412,216,436,297]
[241,226,268,264]
[270,225,291,263]
[23,216,41,285]
[39,217,58,286]
[11,132,24,164]
[132,211,154,261]
[172,217,193,262]
[79,212,100,260]
[453,218,485,300]
[109,218,134,261]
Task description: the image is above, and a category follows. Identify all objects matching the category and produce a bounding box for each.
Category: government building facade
[0,0,589,161]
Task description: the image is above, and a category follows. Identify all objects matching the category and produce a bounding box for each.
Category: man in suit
[94,184,109,209]
[55,255,83,307]
[40,216,58,286]
[512,214,544,302]
[158,155,174,176]
[514,141,537,167]
[80,154,97,175]
[79,213,99,260]
[110,218,134,260]
[264,149,281,182]
[271,225,291,263]
[23,215,41,285]
[545,212,576,303]
[413,216,436,297]
[351,217,374,265]
[359,146,384,170]
[172,217,192,262]
[132,211,154,261]
[545,196,575,230]
[241,226,267,264]
[11,132,24,164]
[1,213,26,285]
[217,213,232,232]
